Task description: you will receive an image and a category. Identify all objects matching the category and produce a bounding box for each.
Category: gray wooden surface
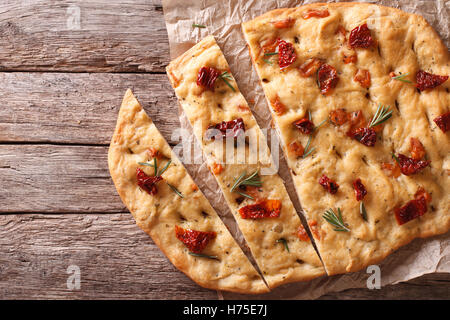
[0,0,448,300]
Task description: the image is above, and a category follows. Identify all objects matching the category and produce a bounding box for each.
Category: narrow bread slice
[166,36,325,289]
[108,89,268,294]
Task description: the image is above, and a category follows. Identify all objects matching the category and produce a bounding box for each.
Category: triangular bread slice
[108,89,268,294]
[242,3,449,275]
[166,36,325,289]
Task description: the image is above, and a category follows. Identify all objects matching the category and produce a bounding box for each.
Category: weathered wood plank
[0,213,217,299]
[0,72,178,145]
[0,0,169,72]
[0,213,447,299]
[0,145,124,213]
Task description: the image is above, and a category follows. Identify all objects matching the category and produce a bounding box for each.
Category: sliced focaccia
[108,89,268,294]
[166,36,325,289]
[242,3,449,275]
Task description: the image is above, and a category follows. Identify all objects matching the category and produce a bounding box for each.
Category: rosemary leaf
[264,52,278,56]
[360,201,368,221]
[392,72,412,83]
[218,72,236,92]
[369,104,393,128]
[323,208,350,232]
[276,238,290,252]
[158,160,172,176]
[137,162,155,167]
[230,170,261,199]
[188,252,219,260]
[391,152,400,164]
[167,183,183,198]
[314,119,328,131]
[236,191,254,200]
[192,24,206,28]
[302,135,314,159]
[153,158,157,176]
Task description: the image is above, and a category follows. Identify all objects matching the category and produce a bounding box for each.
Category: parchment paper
[161,0,450,299]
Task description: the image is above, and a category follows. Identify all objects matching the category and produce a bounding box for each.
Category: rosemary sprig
[360,201,368,221]
[323,208,350,232]
[192,23,206,28]
[188,252,219,260]
[264,52,278,56]
[276,238,290,252]
[230,170,262,199]
[218,71,236,92]
[314,119,328,131]
[369,104,393,128]
[137,162,154,167]
[167,183,184,198]
[302,134,315,159]
[153,158,158,176]
[391,152,400,164]
[157,160,172,176]
[392,72,412,83]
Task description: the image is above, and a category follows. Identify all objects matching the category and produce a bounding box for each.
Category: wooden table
[0,0,448,300]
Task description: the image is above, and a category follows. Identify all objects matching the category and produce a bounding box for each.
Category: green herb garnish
[230,170,262,200]
[391,152,400,164]
[192,24,206,28]
[360,202,368,221]
[188,252,219,260]
[218,71,236,92]
[323,208,350,232]
[264,52,278,56]
[302,134,315,159]
[392,72,412,83]
[167,182,184,198]
[137,162,155,167]
[369,104,393,128]
[276,238,290,252]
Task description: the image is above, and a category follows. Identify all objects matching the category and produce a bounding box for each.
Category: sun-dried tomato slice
[353,178,367,201]
[348,127,377,147]
[175,225,217,253]
[272,17,296,28]
[259,37,278,57]
[277,39,297,69]
[288,141,304,157]
[211,162,223,175]
[381,162,401,178]
[433,111,450,133]
[136,168,163,195]
[197,66,221,91]
[298,58,322,77]
[293,118,314,134]
[354,69,371,88]
[349,110,367,129]
[206,118,245,140]
[147,147,161,159]
[394,188,431,226]
[308,220,321,240]
[416,70,448,91]
[318,174,339,194]
[349,23,375,48]
[296,225,310,241]
[409,137,426,160]
[302,9,330,19]
[238,199,282,219]
[395,154,430,176]
[318,63,339,95]
[343,54,357,64]
[329,108,349,126]
[270,95,287,115]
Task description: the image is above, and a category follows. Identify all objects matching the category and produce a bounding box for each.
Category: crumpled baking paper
[161,0,449,299]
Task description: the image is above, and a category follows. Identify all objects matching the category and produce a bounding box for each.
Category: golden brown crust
[167,36,325,289]
[242,3,449,275]
[108,89,268,294]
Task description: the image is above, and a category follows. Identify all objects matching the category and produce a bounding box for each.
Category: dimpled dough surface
[242,3,449,275]
[166,36,325,289]
[108,89,268,294]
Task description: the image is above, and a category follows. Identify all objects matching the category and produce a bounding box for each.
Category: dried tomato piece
[318,174,339,194]
[175,225,216,253]
[302,9,330,19]
[211,162,223,175]
[349,110,367,129]
[298,58,322,77]
[409,137,426,160]
[206,118,245,140]
[416,70,448,91]
[353,178,367,201]
[318,63,339,95]
[381,162,401,178]
[348,127,377,147]
[308,220,321,240]
[270,95,287,115]
[260,37,278,56]
[354,69,371,88]
[147,147,161,159]
[197,66,221,91]
[349,23,375,48]
[433,111,450,133]
[296,225,310,241]
[343,54,357,64]
[272,17,296,28]
[395,154,430,176]
[394,189,430,226]
[238,199,282,219]
[293,118,314,134]
[277,39,297,69]
[288,141,304,157]
[136,168,163,195]
[329,108,349,126]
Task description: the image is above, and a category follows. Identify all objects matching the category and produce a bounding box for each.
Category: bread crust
[242,3,449,275]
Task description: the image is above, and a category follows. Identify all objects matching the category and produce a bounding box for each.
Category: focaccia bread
[166,36,325,289]
[108,89,268,294]
[242,2,449,275]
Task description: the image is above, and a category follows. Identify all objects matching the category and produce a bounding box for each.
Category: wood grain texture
[0,145,124,213]
[0,72,178,144]
[0,213,217,299]
[0,0,169,73]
